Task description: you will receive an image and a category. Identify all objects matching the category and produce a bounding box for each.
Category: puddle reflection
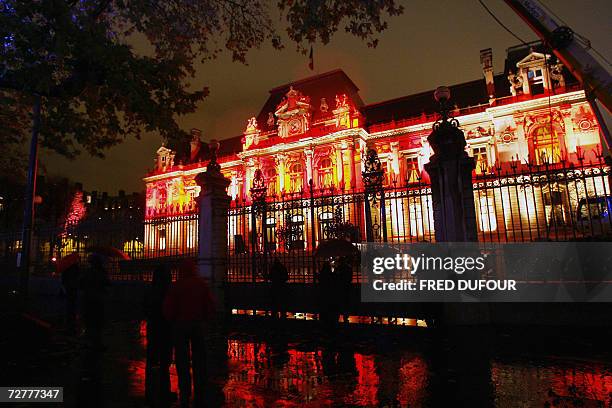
[224,340,429,406]
[128,322,611,407]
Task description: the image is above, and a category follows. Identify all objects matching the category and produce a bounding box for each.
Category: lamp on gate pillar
[362,148,387,242]
[424,86,478,242]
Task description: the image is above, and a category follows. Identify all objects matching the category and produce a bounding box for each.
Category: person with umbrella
[314,240,359,327]
[163,258,215,408]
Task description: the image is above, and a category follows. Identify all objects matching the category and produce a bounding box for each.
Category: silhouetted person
[61,263,80,335]
[269,258,288,319]
[335,257,353,323]
[318,261,338,327]
[163,259,214,408]
[144,264,173,407]
[80,254,110,349]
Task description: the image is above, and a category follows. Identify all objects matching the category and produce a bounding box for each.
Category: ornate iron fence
[227,157,610,283]
[143,213,198,259]
[473,158,611,242]
[2,158,609,282]
[227,177,435,283]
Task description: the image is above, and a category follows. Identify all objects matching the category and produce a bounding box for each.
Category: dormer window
[514,50,556,96]
[156,146,176,171]
[528,68,545,95]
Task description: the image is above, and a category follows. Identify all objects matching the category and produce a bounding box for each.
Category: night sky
[40,0,611,194]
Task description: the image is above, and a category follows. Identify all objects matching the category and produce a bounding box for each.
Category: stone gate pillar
[425,87,488,326]
[424,87,478,242]
[196,140,231,317]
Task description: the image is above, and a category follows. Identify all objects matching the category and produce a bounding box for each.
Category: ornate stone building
[143,42,608,256]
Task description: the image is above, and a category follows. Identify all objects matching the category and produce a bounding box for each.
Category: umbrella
[56,252,80,274]
[314,239,360,258]
[87,246,131,260]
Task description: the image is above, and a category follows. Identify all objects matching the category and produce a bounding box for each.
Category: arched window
[532,126,560,164]
[288,162,303,192]
[317,158,333,187]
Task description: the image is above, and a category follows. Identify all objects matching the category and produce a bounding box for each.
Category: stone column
[346,140,357,189]
[424,87,478,242]
[275,153,286,192]
[304,147,314,184]
[341,141,353,189]
[354,141,365,189]
[244,158,256,202]
[390,141,400,183]
[335,145,344,187]
[196,140,232,317]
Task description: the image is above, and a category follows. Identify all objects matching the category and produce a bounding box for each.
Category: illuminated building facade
[143,42,609,258]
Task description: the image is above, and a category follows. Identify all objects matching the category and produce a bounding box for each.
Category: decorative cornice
[143,159,241,182]
[236,128,369,159]
[144,90,587,183]
[486,90,585,117]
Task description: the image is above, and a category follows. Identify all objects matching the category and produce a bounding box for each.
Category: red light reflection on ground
[130,320,179,397]
[491,360,612,407]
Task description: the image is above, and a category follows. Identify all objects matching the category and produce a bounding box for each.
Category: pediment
[156,146,174,155]
[275,86,311,119]
[516,51,550,68]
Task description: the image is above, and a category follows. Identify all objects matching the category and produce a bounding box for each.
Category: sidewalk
[2,275,612,407]
[0,288,147,407]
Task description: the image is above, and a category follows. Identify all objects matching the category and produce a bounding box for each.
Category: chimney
[480,48,495,101]
[190,128,202,162]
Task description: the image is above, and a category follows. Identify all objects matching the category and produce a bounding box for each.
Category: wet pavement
[1,290,612,407]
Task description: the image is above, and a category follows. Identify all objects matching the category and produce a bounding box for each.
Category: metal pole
[364,190,373,242]
[251,208,257,283]
[308,179,317,280]
[380,190,388,243]
[19,94,41,298]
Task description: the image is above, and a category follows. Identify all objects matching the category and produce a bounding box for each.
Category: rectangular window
[472,146,488,174]
[158,228,166,251]
[186,223,196,249]
[405,156,420,184]
[529,68,545,95]
[477,195,497,232]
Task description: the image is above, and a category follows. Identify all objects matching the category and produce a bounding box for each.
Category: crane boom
[503,0,612,151]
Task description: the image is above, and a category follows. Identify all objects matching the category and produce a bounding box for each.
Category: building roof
[361,74,509,126]
[255,69,364,132]
[161,42,582,168]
